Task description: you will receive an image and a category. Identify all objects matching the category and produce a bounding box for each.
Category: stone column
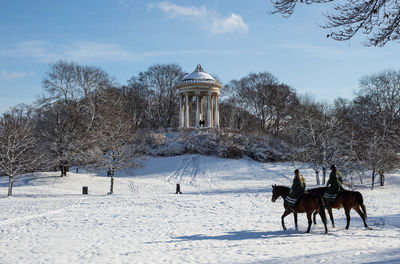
[199,96,203,122]
[185,92,189,127]
[207,92,211,127]
[210,94,214,127]
[195,93,200,128]
[215,94,220,128]
[179,94,183,127]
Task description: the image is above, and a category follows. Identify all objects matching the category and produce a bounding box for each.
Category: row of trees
[298,71,400,188]
[1,61,142,195]
[221,69,400,188]
[1,60,399,195]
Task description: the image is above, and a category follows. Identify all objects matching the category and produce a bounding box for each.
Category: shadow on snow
[0,174,59,188]
[171,229,303,241]
[184,187,272,196]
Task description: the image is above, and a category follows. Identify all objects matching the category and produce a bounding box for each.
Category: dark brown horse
[271,185,328,234]
[308,187,369,229]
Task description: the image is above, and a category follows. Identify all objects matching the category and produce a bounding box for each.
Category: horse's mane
[307,187,327,194]
[308,186,327,191]
[272,185,290,191]
[274,185,290,191]
[308,187,358,195]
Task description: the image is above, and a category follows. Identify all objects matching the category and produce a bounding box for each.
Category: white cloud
[141,49,266,57]
[156,1,207,17]
[150,1,248,34]
[1,40,266,63]
[0,71,35,80]
[0,41,136,63]
[211,13,248,34]
[0,41,57,62]
[63,42,135,61]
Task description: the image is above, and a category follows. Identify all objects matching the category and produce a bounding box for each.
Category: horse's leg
[345,208,351,229]
[281,210,291,231]
[313,211,317,225]
[354,206,368,228]
[328,208,335,228]
[306,211,313,233]
[293,212,298,230]
[320,210,328,234]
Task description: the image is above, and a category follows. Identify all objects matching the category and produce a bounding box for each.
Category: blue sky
[0,0,399,114]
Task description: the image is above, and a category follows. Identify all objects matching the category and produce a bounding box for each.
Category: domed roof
[178,64,220,85]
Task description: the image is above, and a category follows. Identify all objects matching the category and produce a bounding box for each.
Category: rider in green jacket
[323,164,344,207]
[285,169,306,211]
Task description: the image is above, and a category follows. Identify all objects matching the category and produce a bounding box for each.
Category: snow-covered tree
[289,96,337,185]
[224,72,298,135]
[38,60,113,175]
[136,63,185,128]
[0,106,42,196]
[36,101,85,176]
[123,78,153,129]
[90,88,142,194]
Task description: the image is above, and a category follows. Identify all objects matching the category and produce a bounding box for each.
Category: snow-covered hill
[139,128,290,162]
[1,155,399,264]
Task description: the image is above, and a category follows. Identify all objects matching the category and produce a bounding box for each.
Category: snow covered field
[1,155,399,264]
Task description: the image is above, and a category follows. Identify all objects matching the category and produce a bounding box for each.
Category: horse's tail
[317,195,327,225]
[355,191,367,220]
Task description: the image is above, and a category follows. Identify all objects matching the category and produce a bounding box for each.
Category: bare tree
[0,106,42,196]
[356,70,400,187]
[123,78,153,129]
[330,98,365,186]
[270,0,400,46]
[239,72,278,131]
[36,102,84,176]
[358,69,400,137]
[226,72,297,135]
[326,70,400,188]
[137,64,185,128]
[39,60,113,175]
[90,88,142,194]
[289,96,335,184]
[220,81,258,131]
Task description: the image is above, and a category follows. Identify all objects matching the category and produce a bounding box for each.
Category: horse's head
[271,184,289,202]
[271,184,279,202]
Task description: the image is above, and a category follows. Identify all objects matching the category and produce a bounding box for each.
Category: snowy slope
[0,155,399,264]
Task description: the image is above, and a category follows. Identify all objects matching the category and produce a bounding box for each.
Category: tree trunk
[371,169,376,189]
[322,167,326,185]
[379,173,385,186]
[109,174,114,194]
[8,176,14,196]
[315,170,320,185]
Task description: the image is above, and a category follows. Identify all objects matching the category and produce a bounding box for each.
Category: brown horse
[271,185,328,234]
[308,187,369,229]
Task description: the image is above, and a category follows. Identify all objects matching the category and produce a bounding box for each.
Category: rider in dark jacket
[285,169,306,211]
[323,164,344,207]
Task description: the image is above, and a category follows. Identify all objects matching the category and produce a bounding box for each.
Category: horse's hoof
[283,227,287,231]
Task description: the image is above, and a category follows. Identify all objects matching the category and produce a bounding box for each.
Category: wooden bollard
[176,184,182,194]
